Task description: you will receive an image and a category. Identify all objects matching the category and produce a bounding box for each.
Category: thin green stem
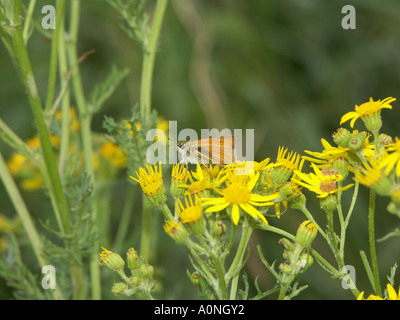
[113,184,136,252]
[10,0,71,235]
[8,7,88,298]
[0,152,64,300]
[138,0,168,263]
[338,181,359,259]
[0,153,44,267]
[44,0,66,120]
[57,9,71,176]
[22,0,36,44]
[67,0,99,299]
[140,0,168,123]
[368,189,382,296]
[228,218,253,300]
[141,198,152,261]
[298,204,328,242]
[326,210,338,253]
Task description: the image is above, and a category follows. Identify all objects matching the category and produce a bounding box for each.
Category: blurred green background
[1,0,400,299]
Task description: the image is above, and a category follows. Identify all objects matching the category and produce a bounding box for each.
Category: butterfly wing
[196,136,235,165]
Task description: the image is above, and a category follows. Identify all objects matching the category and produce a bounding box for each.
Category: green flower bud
[348,132,366,152]
[129,275,141,288]
[332,156,349,179]
[139,264,154,280]
[111,282,128,295]
[127,247,141,271]
[320,194,337,212]
[296,220,318,247]
[211,220,226,238]
[98,247,125,272]
[288,192,306,210]
[188,216,206,235]
[279,263,292,274]
[279,238,295,252]
[163,220,189,244]
[379,133,393,146]
[362,113,382,133]
[190,272,200,288]
[332,128,352,148]
[299,252,314,269]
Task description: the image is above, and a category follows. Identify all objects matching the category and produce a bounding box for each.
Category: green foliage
[103,106,159,175]
[0,234,49,299]
[89,65,130,115]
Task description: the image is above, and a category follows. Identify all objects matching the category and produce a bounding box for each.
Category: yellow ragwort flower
[380,137,400,177]
[99,140,127,169]
[276,147,301,172]
[271,147,301,185]
[130,163,163,196]
[176,195,203,224]
[171,163,189,182]
[357,283,400,300]
[178,164,218,196]
[304,138,349,168]
[293,163,353,198]
[170,163,189,198]
[340,97,396,130]
[130,163,166,206]
[354,158,392,195]
[304,133,374,172]
[201,172,278,225]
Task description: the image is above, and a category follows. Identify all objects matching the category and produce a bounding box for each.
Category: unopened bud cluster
[278,221,317,290]
[98,247,155,298]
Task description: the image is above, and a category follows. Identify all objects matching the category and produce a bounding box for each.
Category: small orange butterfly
[176,136,236,166]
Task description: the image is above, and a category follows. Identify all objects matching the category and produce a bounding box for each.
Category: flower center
[319,180,337,193]
[223,182,250,204]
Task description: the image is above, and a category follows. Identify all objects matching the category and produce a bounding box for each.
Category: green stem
[228,218,253,300]
[57,8,71,176]
[8,6,87,297]
[338,181,359,260]
[141,198,152,261]
[0,152,64,300]
[113,184,136,252]
[159,203,174,221]
[10,0,71,236]
[44,0,66,120]
[138,0,168,263]
[368,189,382,296]
[298,204,328,242]
[67,0,101,300]
[0,153,44,267]
[140,0,168,123]
[211,253,227,299]
[326,210,338,253]
[22,0,36,44]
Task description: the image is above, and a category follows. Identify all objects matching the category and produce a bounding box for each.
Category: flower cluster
[132,147,309,229]
[122,96,400,300]
[98,247,155,298]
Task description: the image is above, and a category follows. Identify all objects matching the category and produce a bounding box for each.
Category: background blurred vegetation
[1,0,400,299]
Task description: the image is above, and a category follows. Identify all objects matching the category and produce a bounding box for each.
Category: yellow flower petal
[231,204,240,225]
[240,203,268,225]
